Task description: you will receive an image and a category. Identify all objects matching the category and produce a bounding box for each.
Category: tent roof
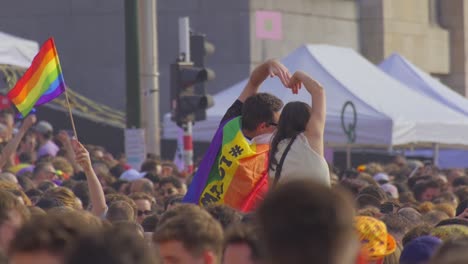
[379,53,468,116]
[0,32,39,68]
[163,45,468,147]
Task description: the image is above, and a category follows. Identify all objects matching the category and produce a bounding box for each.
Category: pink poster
[255,11,283,40]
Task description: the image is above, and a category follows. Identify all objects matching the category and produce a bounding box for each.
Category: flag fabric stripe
[7,38,65,117]
[8,41,55,98]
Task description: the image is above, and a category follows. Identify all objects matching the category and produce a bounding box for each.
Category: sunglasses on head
[268,122,278,127]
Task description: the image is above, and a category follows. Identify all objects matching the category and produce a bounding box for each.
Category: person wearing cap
[355,216,397,264]
[34,120,59,158]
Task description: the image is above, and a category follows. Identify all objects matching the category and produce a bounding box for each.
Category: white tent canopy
[163,45,468,147]
[0,31,38,68]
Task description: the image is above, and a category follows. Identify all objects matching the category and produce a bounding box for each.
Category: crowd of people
[0,59,468,264]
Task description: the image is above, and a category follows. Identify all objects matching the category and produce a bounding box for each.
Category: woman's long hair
[269,102,311,171]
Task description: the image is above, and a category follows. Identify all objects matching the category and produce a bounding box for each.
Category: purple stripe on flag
[183,118,231,204]
[35,81,65,106]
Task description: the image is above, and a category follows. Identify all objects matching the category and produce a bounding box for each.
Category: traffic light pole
[179,17,194,174]
[138,0,161,157]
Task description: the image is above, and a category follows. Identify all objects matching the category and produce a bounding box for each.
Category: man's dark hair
[414,180,440,201]
[257,180,356,264]
[141,214,160,233]
[381,213,411,241]
[453,176,468,188]
[160,176,182,189]
[356,194,381,210]
[144,172,160,184]
[35,197,65,210]
[205,204,242,230]
[358,185,388,202]
[140,159,159,173]
[109,165,126,179]
[241,93,283,131]
[164,195,184,211]
[18,152,33,164]
[64,228,155,264]
[224,223,262,261]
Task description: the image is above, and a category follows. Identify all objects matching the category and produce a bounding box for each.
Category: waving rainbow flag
[8,38,66,117]
[184,116,270,211]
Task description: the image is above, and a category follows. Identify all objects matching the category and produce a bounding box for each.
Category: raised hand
[288,71,306,94]
[267,59,291,88]
[57,131,71,144]
[72,139,92,172]
[22,115,37,130]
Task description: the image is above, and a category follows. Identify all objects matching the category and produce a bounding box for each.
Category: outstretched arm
[0,115,36,170]
[238,59,291,103]
[289,71,326,156]
[72,139,107,216]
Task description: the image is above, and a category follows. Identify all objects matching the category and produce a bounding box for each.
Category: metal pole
[138,0,160,156]
[346,144,351,169]
[179,17,194,174]
[433,143,440,167]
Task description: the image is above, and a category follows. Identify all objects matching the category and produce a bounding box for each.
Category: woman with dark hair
[268,70,329,187]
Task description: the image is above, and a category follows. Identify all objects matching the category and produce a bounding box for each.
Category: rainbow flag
[183,116,270,211]
[8,38,66,117]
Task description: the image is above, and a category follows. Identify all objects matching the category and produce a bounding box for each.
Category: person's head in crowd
[433,191,459,208]
[0,190,29,254]
[257,180,358,264]
[165,195,184,211]
[205,205,242,231]
[241,93,282,139]
[0,172,17,185]
[141,214,159,233]
[422,211,450,226]
[0,181,32,206]
[159,176,182,201]
[359,185,388,203]
[35,197,65,211]
[223,223,262,264]
[382,243,402,264]
[32,162,57,187]
[106,201,136,223]
[140,159,161,175]
[51,156,73,179]
[16,175,34,193]
[105,193,138,215]
[44,187,82,210]
[103,186,117,195]
[373,172,390,185]
[112,179,131,195]
[402,225,433,246]
[413,180,441,202]
[0,123,9,144]
[399,235,442,264]
[381,183,399,200]
[428,237,468,264]
[355,216,397,263]
[112,221,144,238]
[72,182,90,210]
[33,121,59,157]
[24,189,43,205]
[154,204,224,264]
[356,194,381,210]
[340,178,369,196]
[454,186,468,204]
[452,176,468,189]
[434,203,456,218]
[358,172,378,186]
[92,162,115,187]
[64,227,156,264]
[0,110,14,133]
[380,201,401,215]
[130,178,154,195]
[161,161,180,178]
[129,192,154,224]
[398,207,422,223]
[36,180,57,193]
[399,191,418,205]
[381,214,411,243]
[109,164,126,179]
[358,207,383,218]
[18,133,37,159]
[431,224,468,241]
[120,169,145,182]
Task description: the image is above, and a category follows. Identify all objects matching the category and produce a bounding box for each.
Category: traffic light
[170,61,214,126]
[190,33,215,121]
[170,33,215,126]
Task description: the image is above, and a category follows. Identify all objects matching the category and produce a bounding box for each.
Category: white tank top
[269,133,330,187]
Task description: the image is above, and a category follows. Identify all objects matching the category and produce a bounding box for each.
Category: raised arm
[72,139,107,217]
[289,71,326,156]
[0,115,36,170]
[238,59,291,102]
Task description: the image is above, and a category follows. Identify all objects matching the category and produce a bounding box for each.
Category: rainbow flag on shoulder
[183,116,270,212]
[8,38,65,117]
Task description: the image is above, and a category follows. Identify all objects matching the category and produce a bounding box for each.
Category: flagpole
[64,89,78,140]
